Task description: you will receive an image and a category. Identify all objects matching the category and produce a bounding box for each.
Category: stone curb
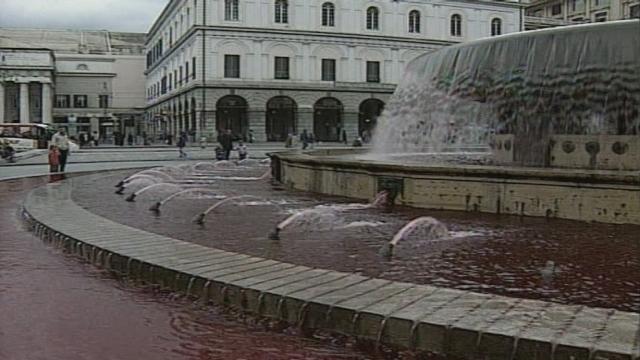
[22,178,640,360]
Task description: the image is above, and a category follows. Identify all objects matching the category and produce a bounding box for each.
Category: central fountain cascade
[372,20,640,169]
[271,21,640,224]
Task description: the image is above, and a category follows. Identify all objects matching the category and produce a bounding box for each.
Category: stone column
[19,82,30,124]
[41,82,53,124]
[0,82,5,124]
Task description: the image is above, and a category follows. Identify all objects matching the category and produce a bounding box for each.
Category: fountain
[149,188,226,213]
[193,195,270,225]
[124,183,183,202]
[379,216,448,257]
[271,20,640,225]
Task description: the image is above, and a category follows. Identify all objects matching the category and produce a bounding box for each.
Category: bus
[0,123,56,151]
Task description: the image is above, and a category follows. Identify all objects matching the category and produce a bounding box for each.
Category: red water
[0,176,405,360]
[74,169,640,313]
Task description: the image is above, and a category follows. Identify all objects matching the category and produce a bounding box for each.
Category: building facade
[525,0,640,29]
[0,29,146,143]
[146,0,523,143]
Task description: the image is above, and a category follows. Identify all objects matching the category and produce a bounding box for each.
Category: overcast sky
[0,0,169,33]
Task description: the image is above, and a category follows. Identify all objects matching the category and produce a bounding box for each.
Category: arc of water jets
[149,188,225,213]
[125,183,183,202]
[379,216,447,258]
[115,169,176,191]
[115,174,162,194]
[192,195,268,224]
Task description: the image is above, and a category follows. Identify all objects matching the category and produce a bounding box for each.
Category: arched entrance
[266,96,297,141]
[313,97,343,142]
[358,99,384,141]
[216,95,248,140]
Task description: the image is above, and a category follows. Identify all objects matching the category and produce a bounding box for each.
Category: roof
[0,28,146,55]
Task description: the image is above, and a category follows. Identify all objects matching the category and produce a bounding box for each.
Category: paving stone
[170,253,251,273]
[390,288,479,351]
[353,285,439,341]
[591,311,640,360]
[188,256,265,276]
[515,304,582,360]
[554,307,615,360]
[200,259,280,279]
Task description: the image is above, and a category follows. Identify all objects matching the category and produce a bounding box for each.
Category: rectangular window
[551,3,562,15]
[185,63,189,83]
[73,95,88,108]
[274,56,290,79]
[321,59,336,81]
[594,12,607,22]
[55,95,70,108]
[179,66,183,85]
[169,73,173,90]
[174,70,178,88]
[631,4,640,18]
[224,55,241,78]
[161,76,167,94]
[192,57,196,79]
[99,95,109,108]
[366,61,380,83]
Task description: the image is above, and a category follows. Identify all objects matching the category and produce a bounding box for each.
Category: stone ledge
[22,179,640,360]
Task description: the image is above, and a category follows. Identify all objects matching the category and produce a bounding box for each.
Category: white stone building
[146,0,523,142]
[0,29,146,142]
[525,0,640,29]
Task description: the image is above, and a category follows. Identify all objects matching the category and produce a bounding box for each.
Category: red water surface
[0,176,401,360]
[74,169,640,313]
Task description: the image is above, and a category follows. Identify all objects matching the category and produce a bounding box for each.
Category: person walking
[300,129,310,150]
[52,128,70,172]
[127,133,134,146]
[219,129,233,160]
[177,132,187,158]
[48,145,60,173]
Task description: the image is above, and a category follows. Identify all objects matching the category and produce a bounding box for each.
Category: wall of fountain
[272,150,640,224]
[372,20,640,170]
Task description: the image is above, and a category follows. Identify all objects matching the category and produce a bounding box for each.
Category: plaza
[1,1,640,360]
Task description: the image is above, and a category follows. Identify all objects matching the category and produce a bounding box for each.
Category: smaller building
[0,28,146,144]
[525,0,640,29]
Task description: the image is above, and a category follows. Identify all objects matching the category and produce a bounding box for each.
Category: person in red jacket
[48,145,60,173]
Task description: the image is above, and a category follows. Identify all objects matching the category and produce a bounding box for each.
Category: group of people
[176,129,248,161]
[214,129,247,161]
[48,128,70,173]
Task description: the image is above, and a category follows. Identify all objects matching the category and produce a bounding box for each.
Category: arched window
[322,2,335,27]
[408,10,420,33]
[275,0,288,23]
[366,7,379,30]
[225,0,239,21]
[450,14,462,37]
[76,64,89,71]
[491,18,502,36]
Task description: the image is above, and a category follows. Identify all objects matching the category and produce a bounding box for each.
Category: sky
[0,0,169,33]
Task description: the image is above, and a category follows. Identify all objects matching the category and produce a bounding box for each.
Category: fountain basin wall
[271,149,640,225]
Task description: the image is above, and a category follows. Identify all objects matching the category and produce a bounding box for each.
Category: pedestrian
[200,134,207,149]
[352,137,363,147]
[300,129,310,150]
[248,129,254,143]
[341,129,348,144]
[48,145,60,172]
[127,133,133,146]
[177,132,187,158]
[51,128,70,172]
[236,141,248,160]
[167,133,173,145]
[214,146,225,160]
[219,129,233,160]
[92,131,99,147]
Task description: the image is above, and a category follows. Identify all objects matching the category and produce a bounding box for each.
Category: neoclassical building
[146,0,523,142]
[0,29,146,142]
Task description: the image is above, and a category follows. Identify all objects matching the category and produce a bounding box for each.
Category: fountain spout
[268,228,281,240]
[115,186,125,195]
[125,193,136,202]
[381,216,447,257]
[149,201,161,212]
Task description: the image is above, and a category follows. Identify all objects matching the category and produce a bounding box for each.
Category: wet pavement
[73,167,640,313]
[0,175,409,360]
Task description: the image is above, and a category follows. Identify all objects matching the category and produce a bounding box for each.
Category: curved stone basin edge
[270,150,640,225]
[22,179,640,360]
